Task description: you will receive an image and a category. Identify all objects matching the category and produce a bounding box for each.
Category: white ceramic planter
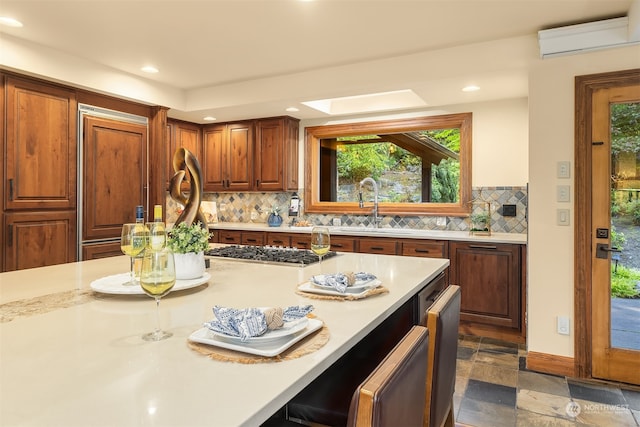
[174,251,205,280]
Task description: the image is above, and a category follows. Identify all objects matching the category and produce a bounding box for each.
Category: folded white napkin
[205,305,314,342]
[310,272,377,293]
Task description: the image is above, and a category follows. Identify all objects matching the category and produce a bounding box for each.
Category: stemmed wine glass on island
[310,226,331,266]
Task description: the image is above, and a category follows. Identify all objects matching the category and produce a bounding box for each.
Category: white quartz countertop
[210,221,527,244]
[0,252,448,426]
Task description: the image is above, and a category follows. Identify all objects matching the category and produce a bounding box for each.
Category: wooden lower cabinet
[449,241,521,331]
[217,230,241,244]
[357,238,398,255]
[330,236,356,252]
[266,232,291,247]
[241,232,265,246]
[401,240,447,258]
[82,241,123,260]
[4,211,76,271]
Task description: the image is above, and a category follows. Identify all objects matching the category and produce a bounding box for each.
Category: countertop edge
[207,222,527,244]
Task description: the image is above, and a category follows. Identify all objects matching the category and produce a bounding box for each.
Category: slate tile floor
[455,335,640,426]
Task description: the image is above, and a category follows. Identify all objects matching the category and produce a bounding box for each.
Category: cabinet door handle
[8,178,14,201]
[256,180,260,187]
[7,224,13,246]
[468,244,497,250]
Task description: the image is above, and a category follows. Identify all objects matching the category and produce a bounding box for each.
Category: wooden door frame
[574,68,640,378]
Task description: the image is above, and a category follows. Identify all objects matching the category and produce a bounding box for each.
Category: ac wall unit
[538,17,634,58]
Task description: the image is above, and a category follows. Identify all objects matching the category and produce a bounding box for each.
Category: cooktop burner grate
[204,245,337,266]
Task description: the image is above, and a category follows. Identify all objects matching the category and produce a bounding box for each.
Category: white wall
[299,97,529,188]
[528,45,640,357]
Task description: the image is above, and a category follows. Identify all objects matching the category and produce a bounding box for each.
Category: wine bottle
[133,205,146,279]
[149,204,166,250]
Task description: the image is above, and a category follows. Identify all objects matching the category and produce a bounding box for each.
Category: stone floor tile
[516,408,579,426]
[622,388,640,411]
[479,337,520,354]
[457,345,477,361]
[517,389,573,419]
[568,380,627,405]
[456,359,473,378]
[475,349,519,369]
[455,375,469,398]
[457,397,517,427]
[572,398,637,426]
[518,371,570,397]
[464,379,517,407]
[469,363,518,388]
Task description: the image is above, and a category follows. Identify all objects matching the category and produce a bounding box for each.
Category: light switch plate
[557,185,570,202]
[557,161,571,179]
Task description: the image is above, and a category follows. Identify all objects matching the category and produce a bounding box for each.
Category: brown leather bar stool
[262,325,429,427]
[423,285,461,427]
[346,325,429,427]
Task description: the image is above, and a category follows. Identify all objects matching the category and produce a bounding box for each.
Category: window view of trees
[610,101,640,298]
[324,129,461,204]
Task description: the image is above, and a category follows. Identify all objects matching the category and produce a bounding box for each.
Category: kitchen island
[0,251,448,426]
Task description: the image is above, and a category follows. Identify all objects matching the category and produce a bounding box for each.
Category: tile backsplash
[166,186,527,234]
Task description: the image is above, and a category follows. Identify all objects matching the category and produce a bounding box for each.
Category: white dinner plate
[310,274,377,292]
[90,272,211,295]
[188,318,323,357]
[298,280,382,297]
[208,317,309,344]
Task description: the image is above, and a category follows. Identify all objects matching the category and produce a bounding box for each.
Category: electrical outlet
[557,209,570,226]
[436,217,447,226]
[502,204,516,217]
[557,316,570,335]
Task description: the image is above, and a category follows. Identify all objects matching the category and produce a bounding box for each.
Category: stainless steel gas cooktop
[204,245,338,266]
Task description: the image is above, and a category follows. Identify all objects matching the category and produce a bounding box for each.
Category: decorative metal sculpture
[169,148,208,228]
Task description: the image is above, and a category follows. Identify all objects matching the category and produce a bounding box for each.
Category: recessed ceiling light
[141,66,159,73]
[286,107,299,112]
[0,17,23,27]
[203,116,216,121]
[462,85,480,92]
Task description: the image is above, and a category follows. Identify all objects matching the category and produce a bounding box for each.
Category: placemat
[295,285,389,301]
[187,324,330,364]
[0,289,106,323]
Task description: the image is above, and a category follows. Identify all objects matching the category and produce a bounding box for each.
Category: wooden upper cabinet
[203,121,254,192]
[5,76,77,210]
[255,117,300,191]
[167,119,202,190]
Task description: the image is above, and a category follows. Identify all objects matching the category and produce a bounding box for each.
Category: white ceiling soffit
[538,15,640,58]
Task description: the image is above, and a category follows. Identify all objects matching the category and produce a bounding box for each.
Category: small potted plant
[267,206,283,227]
[470,211,491,235]
[167,221,211,279]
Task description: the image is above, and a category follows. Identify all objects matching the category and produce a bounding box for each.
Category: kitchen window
[303,113,472,216]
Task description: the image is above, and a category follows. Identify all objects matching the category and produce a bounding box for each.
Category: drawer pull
[224,236,235,241]
[272,240,284,244]
[332,243,343,248]
[414,248,431,253]
[246,239,258,243]
[370,246,384,250]
[468,244,497,250]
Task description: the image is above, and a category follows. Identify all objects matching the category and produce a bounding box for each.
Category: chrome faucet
[358,177,381,228]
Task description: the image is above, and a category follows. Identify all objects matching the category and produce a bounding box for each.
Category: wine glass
[140,248,176,341]
[310,226,331,266]
[120,223,147,286]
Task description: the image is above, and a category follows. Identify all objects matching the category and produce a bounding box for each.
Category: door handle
[595,243,621,259]
[8,178,14,201]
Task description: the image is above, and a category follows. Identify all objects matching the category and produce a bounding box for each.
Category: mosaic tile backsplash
[166,186,527,234]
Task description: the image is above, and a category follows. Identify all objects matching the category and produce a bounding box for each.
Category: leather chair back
[423,285,461,427]
[347,325,429,427]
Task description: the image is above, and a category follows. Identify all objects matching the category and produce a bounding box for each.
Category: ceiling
[0,0,635,123]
